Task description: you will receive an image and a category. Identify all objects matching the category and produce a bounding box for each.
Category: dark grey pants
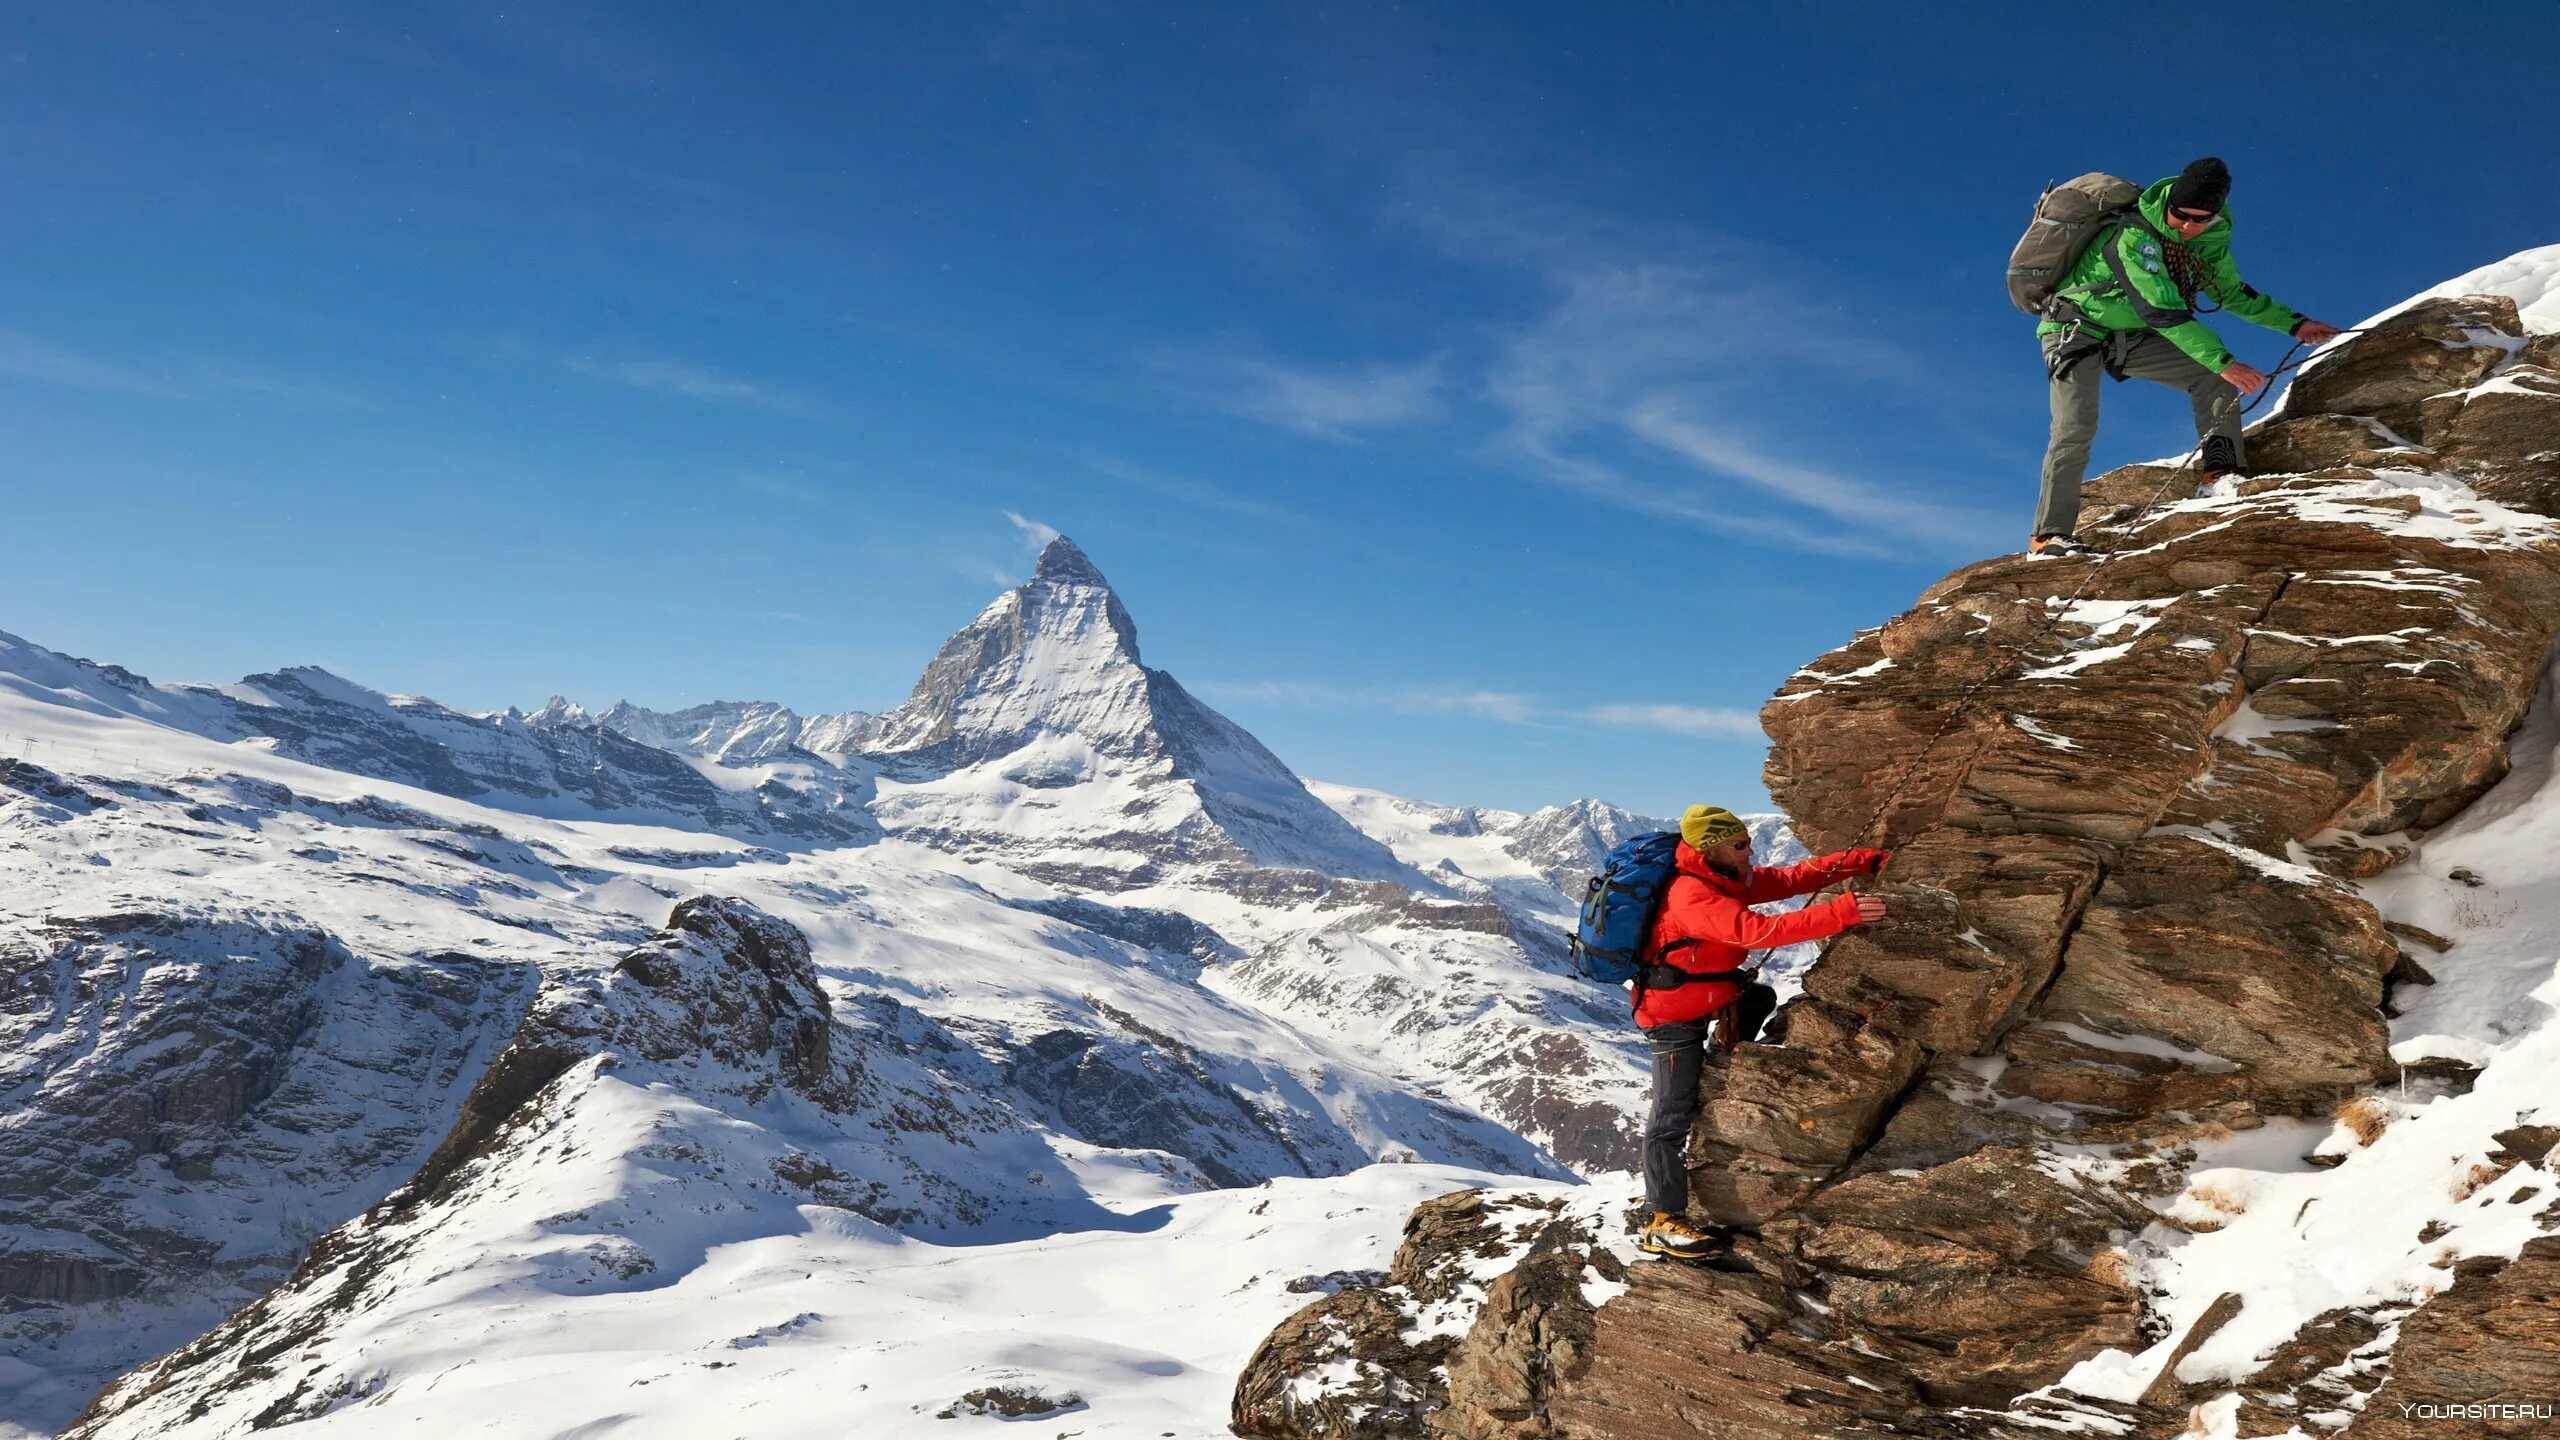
[1640,982,1777,1217]
[2037,329,2244,538]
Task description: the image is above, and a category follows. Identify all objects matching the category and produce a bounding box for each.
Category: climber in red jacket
[1637,804,1887,1261]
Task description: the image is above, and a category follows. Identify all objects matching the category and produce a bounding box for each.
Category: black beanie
[2168,156,2232,214]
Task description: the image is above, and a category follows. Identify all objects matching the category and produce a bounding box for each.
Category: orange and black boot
[1638,1211,1730,1261]
[2198,435,2241,490]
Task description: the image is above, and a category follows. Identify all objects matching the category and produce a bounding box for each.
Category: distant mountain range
[0,535,1796,1435]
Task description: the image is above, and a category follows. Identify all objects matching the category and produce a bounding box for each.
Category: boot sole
[1636,1238,1729,1262]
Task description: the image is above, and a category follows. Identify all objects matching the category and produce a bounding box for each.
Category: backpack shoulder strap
[1632,875,1750,993]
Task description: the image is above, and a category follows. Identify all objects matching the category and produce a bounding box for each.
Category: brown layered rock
[2424,363,2560,513]
[1773,1147,2156,1405]
[1431,1224,1614,1440]
[1998,835,2400,1115]
[1543,1262,1930,1439]
[1236,1190,1573,1438]
[2277,294,2525,439]
[2245,413,2432,476]
[1236,295,2560,1438]
[2343,1239,2560,1438]
[1232,1285,1459,1439]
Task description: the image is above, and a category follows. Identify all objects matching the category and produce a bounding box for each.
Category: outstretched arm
[1675,886,1870,952]
[1741,848,1886,903]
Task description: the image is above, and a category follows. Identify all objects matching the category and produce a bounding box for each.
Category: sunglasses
[2168,206,2218,224]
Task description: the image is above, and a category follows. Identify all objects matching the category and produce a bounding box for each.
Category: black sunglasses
[2169,206,2218,224]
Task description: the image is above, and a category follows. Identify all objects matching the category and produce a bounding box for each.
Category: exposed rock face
[10,647,874,843]
[1236,297,2560,1437]
[1234,1189,1622,1440]
[862,537,1414,887]
[0,906,527,1426]
[2347,1237,2560,1438]
[60,898,1119,1436]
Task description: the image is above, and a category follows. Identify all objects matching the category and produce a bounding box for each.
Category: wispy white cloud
[1003,510,1062,549]
[1476,247,2007,556]
[1157,349,1446,441]
[1261,125,2010,558]
[735,472,833,507]
[190,363,377,410]
[0,331,386,410]
[0,335,180,397]
[0,331,180,396]
[1203,681,1545,726]
[1624,400,1994,549]
[1584,702,1763,739]
[1200,679,1761,740]
[565,352,813,414]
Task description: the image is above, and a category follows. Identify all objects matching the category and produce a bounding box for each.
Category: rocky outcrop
[1236,295,2560,1436]
[2347,1236,2560,1438]
[0,903,528,1426]
[1234,1189,1626,1439]
[60,898,1096,1437]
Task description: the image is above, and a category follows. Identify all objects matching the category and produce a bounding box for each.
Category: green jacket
[2034,176,2306,372]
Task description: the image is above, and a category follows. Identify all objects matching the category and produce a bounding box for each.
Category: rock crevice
[1236,293,2560,1437]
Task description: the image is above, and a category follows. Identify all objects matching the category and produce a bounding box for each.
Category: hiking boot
[2028,533,2094,558]
[1637,1211,1729,1261]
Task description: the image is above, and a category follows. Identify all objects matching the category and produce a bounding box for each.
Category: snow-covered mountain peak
[1032,532,1114,589]
[864,533,1148,766]
[580,698,825,764]
[858,537,1411,884]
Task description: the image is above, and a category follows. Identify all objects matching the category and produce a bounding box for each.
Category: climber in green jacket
[2029,157,2343,556]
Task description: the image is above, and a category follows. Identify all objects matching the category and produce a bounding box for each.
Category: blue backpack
[1571,832,1750,994]
[1571,831,1682,986]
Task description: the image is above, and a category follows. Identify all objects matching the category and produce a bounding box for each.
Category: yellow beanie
[1679,804,1748,850]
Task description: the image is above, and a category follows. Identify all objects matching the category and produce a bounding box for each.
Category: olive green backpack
[2006,172,2146,317]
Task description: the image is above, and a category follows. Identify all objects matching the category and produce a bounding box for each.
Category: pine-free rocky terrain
[1235,251,2560,1439]
[5,247,2559,1440]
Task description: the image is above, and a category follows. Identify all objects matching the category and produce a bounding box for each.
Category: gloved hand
[1842,848,1890,877]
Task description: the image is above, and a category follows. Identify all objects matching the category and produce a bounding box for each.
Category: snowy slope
[0,633,871,842]
[2372,241,2560,334]
[0,633,1566,1435]
[856,539,1413,888]
[0,528,1833,1437]
[1992,249,2560,1430]
[2021,643,2560,1426]
[75,1156,1533,1440]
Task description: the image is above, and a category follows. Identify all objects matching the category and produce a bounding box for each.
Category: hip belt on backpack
[1636,938,1748,991]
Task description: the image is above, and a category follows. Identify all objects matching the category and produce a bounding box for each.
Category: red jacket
[1631,843,1880,1028]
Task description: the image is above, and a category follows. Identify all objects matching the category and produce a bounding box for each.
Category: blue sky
[4,4,2555,817]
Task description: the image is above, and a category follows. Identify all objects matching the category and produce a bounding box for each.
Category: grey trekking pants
[1640,981,1777,1217]
[2037,328,2244,539]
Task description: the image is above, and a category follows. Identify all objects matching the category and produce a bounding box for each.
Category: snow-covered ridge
[3,532,1790,1436]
